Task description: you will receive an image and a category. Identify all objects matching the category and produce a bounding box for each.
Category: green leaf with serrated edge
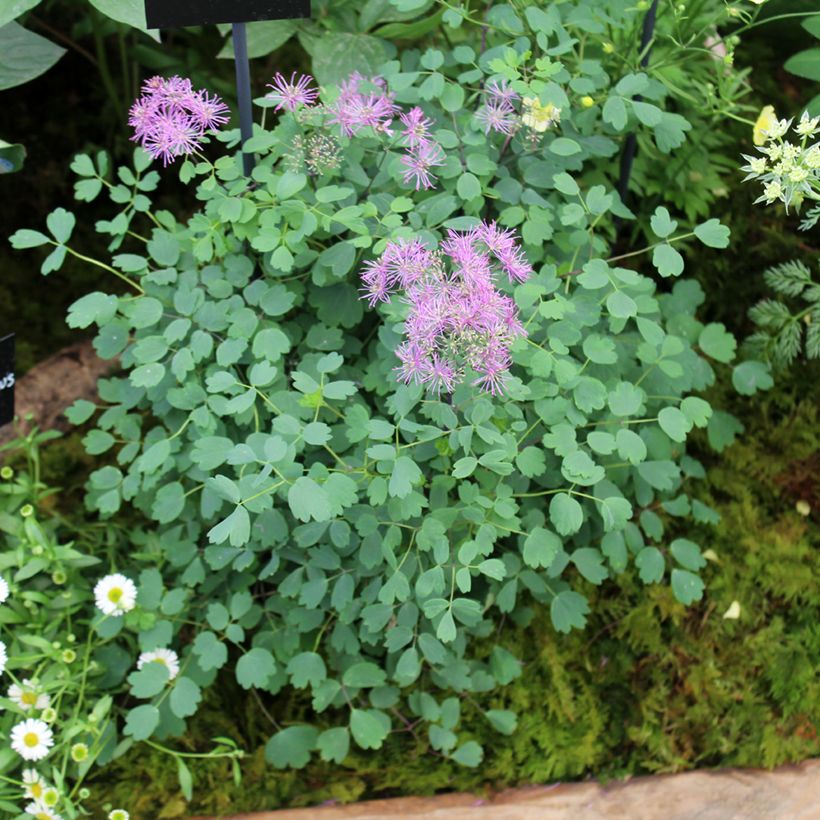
[236,648,276,689]
[265,726,319,769]
[671,568,705,605]
[635,547,664,583]
[550,590,590,633]
[693,219,730,248]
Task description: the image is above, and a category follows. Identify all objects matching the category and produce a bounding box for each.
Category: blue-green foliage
[10,2,772,771]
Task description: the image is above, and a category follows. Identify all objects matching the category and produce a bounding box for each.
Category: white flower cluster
[0,573,142,819]
[742,110,820,211]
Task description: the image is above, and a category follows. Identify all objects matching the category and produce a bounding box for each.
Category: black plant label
[0,334,14,427]
[145,0,310,28]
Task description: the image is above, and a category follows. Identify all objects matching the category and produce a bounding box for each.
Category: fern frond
[774,321,802,368]
[806,311,820,359]
[763,260,811,297]
[748,299,791,330]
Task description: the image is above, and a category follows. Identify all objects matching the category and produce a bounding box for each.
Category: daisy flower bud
[61,649,77,664]
[94,574,137,616]
[0,466,12,479]
[71,742,89,762]
[11,718,54,760]
[21,504,34,518]
[109,810,130,820]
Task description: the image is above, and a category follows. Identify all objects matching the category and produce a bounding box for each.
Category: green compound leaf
[349,708,390,750]
[522,527,561,569]
[670,538,706,571]
[342,662,386,688]
[571,548,608,585]
[389,456,422,498]
[650,206,678,238]
[550,590,590,633]
[287,652,327,689]
[732,361,774,395]
[236,648,277,690]
[451,740,484,767]
[671,568,705,605]
[288,477,332,522]
[124,705,160,741]
[652,243,684,277]
[699,323,737,363]
[693,218,730,248]
[658,406,692,442]
[265,726,319,769]
[635,546,665,583]
[316,727,350,764]
[549,493,584,536]
[169,677,202,719]
[127,661,169,698]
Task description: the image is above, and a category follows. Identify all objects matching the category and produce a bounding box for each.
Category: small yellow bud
[796,500,811,517]
[602,42,615,54]
[581,95,595,108]
[0,466,12,480]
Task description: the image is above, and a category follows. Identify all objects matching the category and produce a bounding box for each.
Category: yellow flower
[521,98,561,133]
[753,105,777,146]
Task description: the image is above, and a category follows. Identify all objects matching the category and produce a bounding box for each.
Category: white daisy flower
[23,769,47,802]
[93,574,137,616]
[0,640,7,675]
[0,576,9,604]
[137,648,180,681]
[10,718,54,761]
[9,679,51,712]
[109,811,130,820]
[25,804,62,820]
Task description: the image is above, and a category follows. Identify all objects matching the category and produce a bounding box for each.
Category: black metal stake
[617,0,660,207]
[232,22,255,176]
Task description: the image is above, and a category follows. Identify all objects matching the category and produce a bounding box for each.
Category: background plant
[745,258,820,369]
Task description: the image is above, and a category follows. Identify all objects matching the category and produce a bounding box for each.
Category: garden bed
[0,1,818,819]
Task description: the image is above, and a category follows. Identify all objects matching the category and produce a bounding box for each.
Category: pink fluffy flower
[359,223,532,396]
[400,141,446,190]
[400,107,434,149]
[327,73,398,137]
[266,72,319,112]
[128,75,229,165]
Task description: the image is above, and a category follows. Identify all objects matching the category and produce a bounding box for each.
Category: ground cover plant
[3,0,819,817]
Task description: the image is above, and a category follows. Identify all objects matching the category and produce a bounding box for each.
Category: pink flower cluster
[267,70,444,190]
[476,80,520,135]
[128,76,230,166]
[360,222,533,396]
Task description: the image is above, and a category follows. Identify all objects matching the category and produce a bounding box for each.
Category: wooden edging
[193,759,820,820]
